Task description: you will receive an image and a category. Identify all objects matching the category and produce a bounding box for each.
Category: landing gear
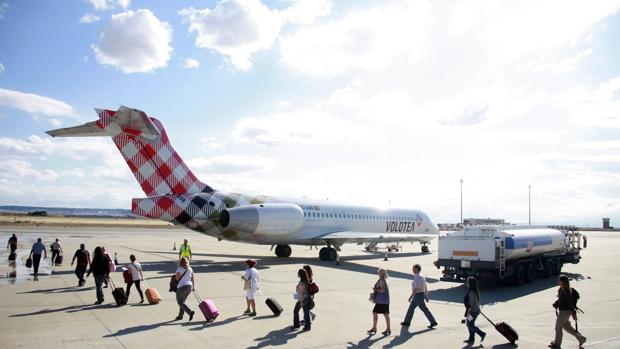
[275,244,292,258]
[319,247,338,261]
[421,242,430,253]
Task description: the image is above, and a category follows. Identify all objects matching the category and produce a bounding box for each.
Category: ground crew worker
[179,239,192,260]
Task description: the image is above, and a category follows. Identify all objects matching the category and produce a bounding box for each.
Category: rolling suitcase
[55,255,63,266]
[26,257,32,268]
[194,291,219,321]
[8,252,16,261]
[480,311,518,344]
[265,297,283,317]
[144,280,161,304]
[109,278,127,306]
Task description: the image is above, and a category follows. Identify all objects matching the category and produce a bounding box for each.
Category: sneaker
[140,299,144,304]
[427,322,438,329]
[249,311,256,317]
[243,309,251,314]
[94,301,102,305]
[189,311,195,322]
[579,337,586,347]
[400,322,410,327]
[175,316,183,320]
[480,332,486,342]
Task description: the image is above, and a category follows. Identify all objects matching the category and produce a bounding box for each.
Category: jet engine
[220,203,304,235]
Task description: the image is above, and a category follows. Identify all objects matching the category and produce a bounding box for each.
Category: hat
[246,259,256,267]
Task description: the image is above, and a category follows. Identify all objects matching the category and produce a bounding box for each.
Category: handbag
[26,257,32,268]
[368,292,377,303]
[243,278,252,290]
[169,269,188,293]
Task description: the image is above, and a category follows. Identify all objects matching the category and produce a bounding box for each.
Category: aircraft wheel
[274,245,282,257]
[326,247,338,261]
[275,244,291,258]
[319,247,328,261]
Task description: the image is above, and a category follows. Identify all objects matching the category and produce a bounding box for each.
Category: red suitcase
[194,291,219,322]
[122,268,132,284]
[480,311,518,344]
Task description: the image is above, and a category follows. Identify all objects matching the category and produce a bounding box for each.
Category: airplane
[46,106,439,261]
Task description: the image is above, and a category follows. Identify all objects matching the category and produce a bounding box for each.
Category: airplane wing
[313,231,436,244]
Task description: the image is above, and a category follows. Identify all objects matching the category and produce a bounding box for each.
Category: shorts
[246,288,257,300]
[373,303,390,314]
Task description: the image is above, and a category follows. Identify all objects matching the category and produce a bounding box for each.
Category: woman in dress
[368,268,391,336]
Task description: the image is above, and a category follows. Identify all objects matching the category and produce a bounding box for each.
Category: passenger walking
[368,268,391,336]
[7,234,17,253]
[71,243,90,286]
[125,254,145,303]
[292,269,313,332]
[179,239,192,261]
[50,238,63,265]
[303,265,317,321]
[401,264,437,328]
[242,259,259,316]
[463,277,486,343]
[29,238,47,276]
[102,246,112,288]
[174,257,195,321]
[87,247,108,304]
[549,275,586,348]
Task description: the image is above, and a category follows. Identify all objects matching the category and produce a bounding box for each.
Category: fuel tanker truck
[436,226,584,285]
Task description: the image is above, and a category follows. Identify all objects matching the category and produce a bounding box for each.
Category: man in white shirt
[401,264,438,328]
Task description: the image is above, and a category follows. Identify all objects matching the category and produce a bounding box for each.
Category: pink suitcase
[194,291,219,321]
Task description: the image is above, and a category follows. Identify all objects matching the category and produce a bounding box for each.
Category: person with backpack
[292,269,313,332]
[367,268,391,336]
[242,259,259,316]
[549,275,586,348]
[303,265,318,321]
[71,243,90,286]
[125,254,144,303]
[463,277,486,344]
[86,246,108,304]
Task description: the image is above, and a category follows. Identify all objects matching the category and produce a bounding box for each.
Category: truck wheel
[514,264,525,286]
[552,258,561,276]
[524,263,532,283]
[543,259,552,278]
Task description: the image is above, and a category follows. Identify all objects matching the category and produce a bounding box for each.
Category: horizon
[1,1,619,227]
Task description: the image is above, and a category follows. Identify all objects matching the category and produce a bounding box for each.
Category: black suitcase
[480,311,518,344]
[55,255,63,265]
[109,278,127,306]
[8,252,16,261]
[26,257,32,268]
[265,297,283,316]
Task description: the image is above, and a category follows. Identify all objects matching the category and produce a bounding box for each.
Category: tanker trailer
[436,226,583,285]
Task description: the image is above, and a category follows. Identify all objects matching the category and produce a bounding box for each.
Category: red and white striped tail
[96,106,213,196]
[47,106,213,197]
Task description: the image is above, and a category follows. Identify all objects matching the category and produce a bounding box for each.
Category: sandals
[366,329,377,335]
[382,330,391,336]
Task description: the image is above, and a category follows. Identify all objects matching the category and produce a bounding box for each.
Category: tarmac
[0,225,619,349]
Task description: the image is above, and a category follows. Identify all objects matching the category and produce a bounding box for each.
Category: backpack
[571,287,582,312]
[308,282,319,295]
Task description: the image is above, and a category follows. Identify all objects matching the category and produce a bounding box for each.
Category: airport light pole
[528,185,531,226]
[460,179,463,224]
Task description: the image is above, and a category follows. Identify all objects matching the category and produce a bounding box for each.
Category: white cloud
[61,168,86,178]
[0,159,58,182]
[0,88,74,117]
[93,9,172,74]
[281,0,332,25]
[87,0,130,11]
[201,136,226,150]
[0,62,4,74]
[181,58,200,69]
[179,0,282,71]
[279,1,433,75]
[187,155,277,174]
[557,75,620,129]
[0,135,55,158]
[79,13,100,23]
[0,2,9,19]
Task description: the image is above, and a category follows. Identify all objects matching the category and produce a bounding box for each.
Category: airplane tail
[47,106,213,197]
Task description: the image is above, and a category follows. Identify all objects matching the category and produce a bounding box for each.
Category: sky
[0,0,619,227]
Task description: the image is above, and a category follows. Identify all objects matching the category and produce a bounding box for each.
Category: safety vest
[180,244,191,258]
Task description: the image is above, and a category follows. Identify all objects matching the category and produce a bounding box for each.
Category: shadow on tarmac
[103,319,178,337]
[10,302,116,317]
[247,326,301,348]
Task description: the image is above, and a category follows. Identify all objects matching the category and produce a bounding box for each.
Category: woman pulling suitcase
[174,257,195,321]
